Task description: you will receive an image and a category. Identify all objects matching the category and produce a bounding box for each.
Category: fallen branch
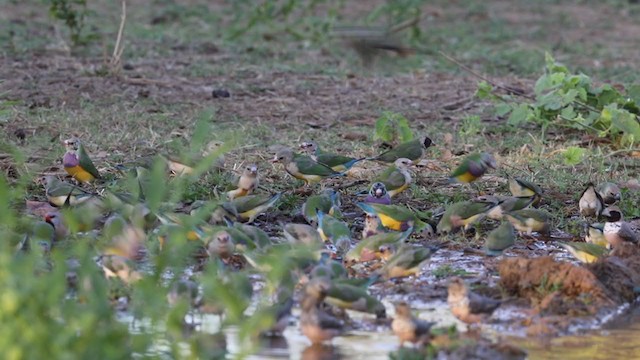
[109,0,127,74]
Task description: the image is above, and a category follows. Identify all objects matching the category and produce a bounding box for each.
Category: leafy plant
[374,111,413,145]
[47,0,95,46]
[562,146,585,166]
[477,53,640,146]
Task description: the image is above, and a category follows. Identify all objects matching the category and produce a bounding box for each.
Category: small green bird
[484,195,536,220]
[559,242,608,263]
[283,223,323,246]
[392,302,435,347]
[224,220,271,249]
[484,222,516,256]
[43,175,94,207]
[18,220,55,253]
[448,152,496,184]
[370,136,433,163]
[585,223,608,248]
[374,158,413,198]
[356,202,425,232]
[508,177,543,198]
[99,254,142,284]
[311,252,348,280]
[579,183,604,218]
[503,209,551,237]
[63,138,101,183]
[300,141,365,172]
[272,148,343,185]
[316,210,351,255]
[597,182,621,205]
[437,200,494,234]
[601,206,639,248]
[223,193,282,224]
[226,164,259,200]
[379,244,438,279]
[302,189,341,226]
[164,140,226,176]
[344,227,413,265]
[300,278,344,344]
[324,281,387,318]
[205,229,236,259]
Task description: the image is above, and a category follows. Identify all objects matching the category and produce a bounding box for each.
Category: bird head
[63,138,79,151]
[601,206,623,222]
[299,141,317,154]
[394,302,412,317]
[272,148,294,163]
[480,152,497,169]
[370,182,387,198]
[394,158,414,169]
[422,136,434,149]
[245,164,258,176]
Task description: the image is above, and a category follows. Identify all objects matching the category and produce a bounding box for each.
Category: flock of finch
[29,134,638,346]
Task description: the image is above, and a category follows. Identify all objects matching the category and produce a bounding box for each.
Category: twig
[110,0,127,74]
[604,148,640,158]
[333,179,368,191]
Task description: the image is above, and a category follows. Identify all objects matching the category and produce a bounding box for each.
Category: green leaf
[475,81,494,99]
[562,146,585,166]
[507,103,531,126]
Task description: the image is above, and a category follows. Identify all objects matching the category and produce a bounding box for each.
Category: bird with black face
[370,136,433,163]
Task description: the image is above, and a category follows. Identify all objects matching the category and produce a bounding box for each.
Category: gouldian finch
[43,175,94,207]
[484,222,516,256]
[300,278,344,344]
[324,281,386,318]
[508,177,543,198]
[333,26,415,66]
[447,277,501,324]
[597,182,621,205]
[559,242,608,263]
[102,213,147,261]
[300,141,365,172]
[374,158,413,197]
[392,302,435,347]
[579,183,604,218]
[167,279,199,308]
[585,223,608,248]
[19,220,55,253]
[311,252,348,280]
[437,200,494,234]
[356,202,425,232]
[44,212,68,241]
[225,220,271,248]
[226,193,282,223]
[165,140,225,175]
[362,213,384,238]
[345,227,413,265]
[370,136,433,163]
[302,189,341,226]
[205,229,235,259]
[261,289,294,336]
[379,244,438,279]
[503,209,551,237]
[601,206,638,248]
[272,148,343,185]
[226,164,259,200]
[484,195,536,220]
[63,138,101,183]
[283,223,323,246]
[448,152,496,184]
[99,254,142,284]
[364,182,391,205]
[316,210,351,247]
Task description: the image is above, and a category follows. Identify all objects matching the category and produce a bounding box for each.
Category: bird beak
[375,188,383,197]
[271,155,279,163]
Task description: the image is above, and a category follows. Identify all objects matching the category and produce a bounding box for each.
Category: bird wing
[77,144,101,179]
[468,292,501,313]
[377,168,406,190]
[296,156,339,176]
